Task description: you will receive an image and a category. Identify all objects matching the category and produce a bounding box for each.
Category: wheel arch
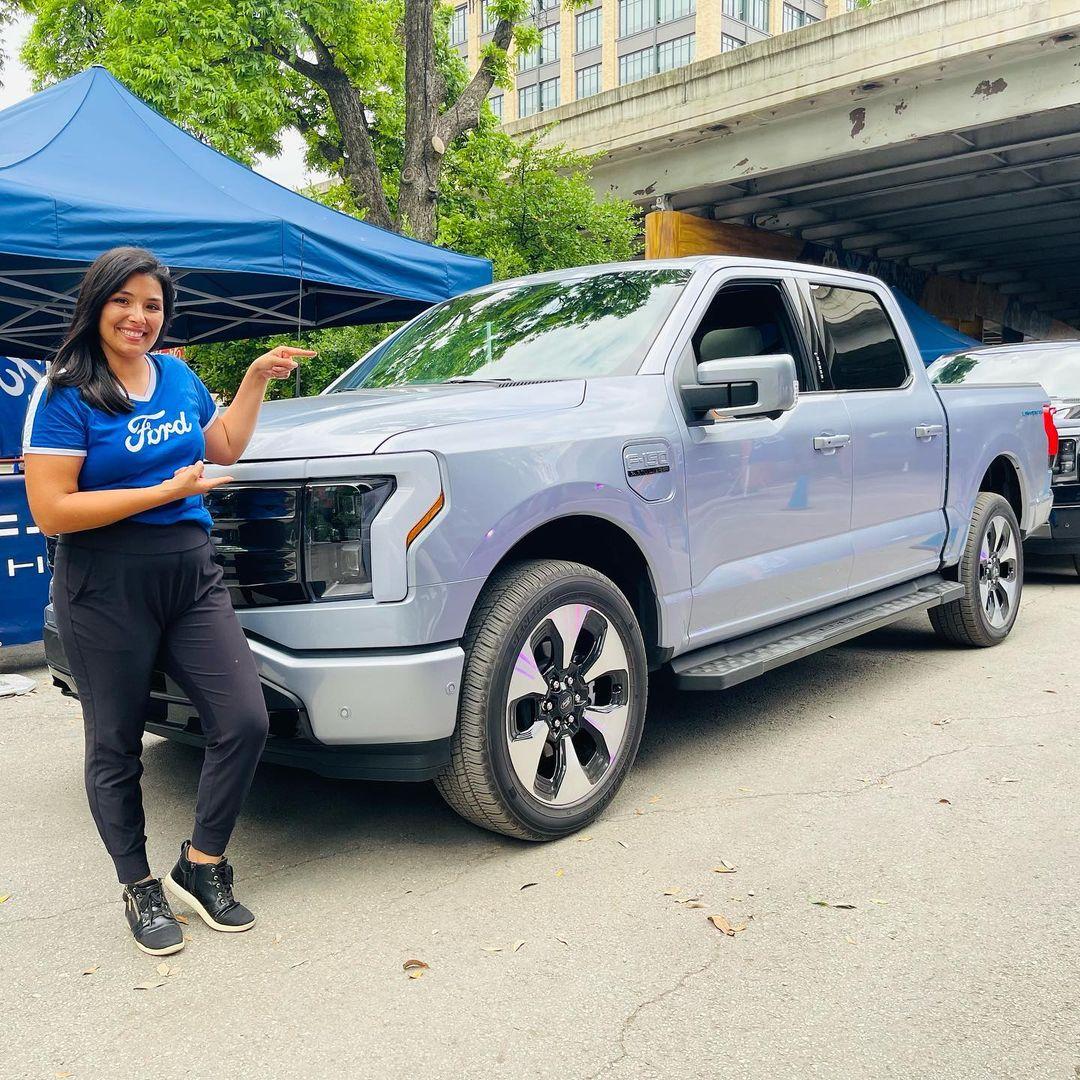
[978,454,1024,525]
[481,514,667,669]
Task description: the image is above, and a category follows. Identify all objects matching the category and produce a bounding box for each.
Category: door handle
[914,424,945,439]
[813,433,851,452]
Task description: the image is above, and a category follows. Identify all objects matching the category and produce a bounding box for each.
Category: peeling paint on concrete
[895,99,908,115]
[633,182,658,196]
[973,77,1008,98]
[849,107,867,137]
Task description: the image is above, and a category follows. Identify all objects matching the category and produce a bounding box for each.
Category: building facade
[450,0,852,123]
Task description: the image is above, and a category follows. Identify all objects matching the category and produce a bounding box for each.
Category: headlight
[1053,438,1078,485]
[304,478,395,600]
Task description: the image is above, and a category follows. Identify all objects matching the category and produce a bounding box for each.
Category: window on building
[658,0,695,23]
[541,23,560,62]
[657,33,694,72]
[845,0,862,9]
[575,63,602,98]
[481,0,499,32]
[619,34,694,84]
[721,33,744,50]
[576,7,602,51]
[620,0,695,37]
[518,83,540,116]
[489,94,504,120]
[449,4,467,45]
[535,0,560,9]
[619,0,649,37]
[782,4,819,31]
[724,0,767,31]
[517,76,560,117]
[809,285,909,391]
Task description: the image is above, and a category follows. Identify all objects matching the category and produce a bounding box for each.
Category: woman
[22,247,315,956]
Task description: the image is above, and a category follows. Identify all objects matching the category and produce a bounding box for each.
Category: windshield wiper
[444,377,516,384]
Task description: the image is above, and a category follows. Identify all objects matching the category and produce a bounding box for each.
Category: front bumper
[1024,503,1080,554]
[43,609,464,781]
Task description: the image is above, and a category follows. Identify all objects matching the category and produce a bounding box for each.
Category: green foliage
[187,323,391,403]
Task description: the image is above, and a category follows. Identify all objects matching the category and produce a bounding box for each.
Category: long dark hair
[49,247,176,414]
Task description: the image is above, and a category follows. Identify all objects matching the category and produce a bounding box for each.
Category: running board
[672,574,964,691]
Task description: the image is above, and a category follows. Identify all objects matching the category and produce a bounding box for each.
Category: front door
[675,275,855,649]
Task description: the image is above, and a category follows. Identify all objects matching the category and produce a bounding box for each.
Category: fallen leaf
[80,966,98,976]
[56,1073,73,1079]
[648,795,663,804]
[634,808,643,816]
[686,902,705,909]
[481,946,503,954]
[577,835,592,843]
[402,959,429,979]
[555,936,569,945]
[708,914,747,935]
[931,718,950,727]
[519,882,538,891]
[869,898,887,905]
[616,841,629,849]
[811,900,856,910]
[989,776,1021,784]
[173,914,188,925]
[845,937,857,945]
[155,962,172,977]
[133,980,167,991]
[675,895,702,905]
[554,869,565,878]
[737,787,752,793]
[938,798,951,805]
[0,894,10,904]
[712,861,737,874]
[662,888,680,896]
[511,939,526,953]
[1044,689,1057,694]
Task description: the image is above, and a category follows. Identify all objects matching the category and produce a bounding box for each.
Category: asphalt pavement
[2,556,1077,1080]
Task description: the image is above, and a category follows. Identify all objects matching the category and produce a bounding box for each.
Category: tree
[14,0,561,242]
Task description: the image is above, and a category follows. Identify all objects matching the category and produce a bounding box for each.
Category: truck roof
[478,256,892,293]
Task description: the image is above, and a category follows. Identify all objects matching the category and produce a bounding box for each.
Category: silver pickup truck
[44,258,1054,839]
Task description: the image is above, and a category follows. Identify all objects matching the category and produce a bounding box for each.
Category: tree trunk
[321,70,395,232]
[399,0,445,242]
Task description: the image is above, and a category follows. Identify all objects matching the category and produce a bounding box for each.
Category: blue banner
[0,475,49,646]
[1,356,50,646]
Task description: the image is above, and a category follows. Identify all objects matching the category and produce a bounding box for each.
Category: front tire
[930,492,1023,647]
[435,560,648,840]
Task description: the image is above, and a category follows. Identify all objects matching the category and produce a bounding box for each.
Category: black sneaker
[123,878,185,956]
[164,840,255,932]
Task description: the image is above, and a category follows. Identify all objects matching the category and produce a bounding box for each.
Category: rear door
[671,270,854,649]
[800,276,947,595]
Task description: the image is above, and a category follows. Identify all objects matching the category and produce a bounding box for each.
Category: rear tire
[930,492,1023,647]
[435,559,648,840]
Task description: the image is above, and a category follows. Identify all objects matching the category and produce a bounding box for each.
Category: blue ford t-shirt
[22,353,220,531]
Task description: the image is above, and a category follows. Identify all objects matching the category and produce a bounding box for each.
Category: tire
[1073,555,1080,578]
[930,492,1023,647]
[435,559,648,840]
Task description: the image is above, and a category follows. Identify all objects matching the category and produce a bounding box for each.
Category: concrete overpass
[507,0,1080,337]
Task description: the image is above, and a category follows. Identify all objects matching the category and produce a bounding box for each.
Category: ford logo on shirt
[125,410,193,453]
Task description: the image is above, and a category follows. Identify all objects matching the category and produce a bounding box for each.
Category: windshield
[928,347,1080,399]
[328,269,691,390]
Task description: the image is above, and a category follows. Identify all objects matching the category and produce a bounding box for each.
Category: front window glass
[329,270,692,390]
[929,348,1080,400]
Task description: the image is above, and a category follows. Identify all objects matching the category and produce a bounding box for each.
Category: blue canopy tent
[0,66,492,358]
[890,287,980,366]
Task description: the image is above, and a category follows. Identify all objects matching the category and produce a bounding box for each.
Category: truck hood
[240,380,585,460]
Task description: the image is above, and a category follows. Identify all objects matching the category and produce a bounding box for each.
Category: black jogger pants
[52,521,269,884]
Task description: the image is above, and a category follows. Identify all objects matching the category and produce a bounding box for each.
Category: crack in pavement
[585,957,716,1080]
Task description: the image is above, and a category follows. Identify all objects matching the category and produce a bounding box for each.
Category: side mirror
[681,354,799,423]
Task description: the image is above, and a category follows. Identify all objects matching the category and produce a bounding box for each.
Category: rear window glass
[810,285,909,391]
[928,347,1080,400]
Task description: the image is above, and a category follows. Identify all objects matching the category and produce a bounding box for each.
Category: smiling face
[97,273,165,364]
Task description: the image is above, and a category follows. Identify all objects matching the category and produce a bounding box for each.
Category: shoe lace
[130,880,172,927]
[208,860,237,911]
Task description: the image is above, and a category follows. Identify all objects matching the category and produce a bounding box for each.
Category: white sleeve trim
[202,409,221,433]
[23,446,87,457]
